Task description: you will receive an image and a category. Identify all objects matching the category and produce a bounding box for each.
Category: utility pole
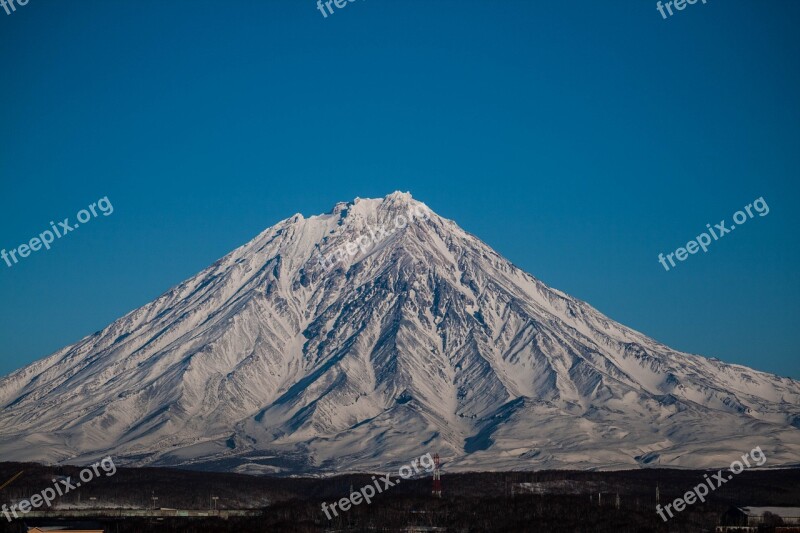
[432,454,442,498]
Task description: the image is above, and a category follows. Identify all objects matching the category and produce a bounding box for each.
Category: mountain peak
[326,191,416,218]
[383,190,414,202]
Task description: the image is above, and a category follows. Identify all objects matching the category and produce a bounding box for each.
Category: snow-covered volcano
[1,192,798,474]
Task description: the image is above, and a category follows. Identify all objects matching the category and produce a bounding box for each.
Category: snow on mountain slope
[1,192,798,474]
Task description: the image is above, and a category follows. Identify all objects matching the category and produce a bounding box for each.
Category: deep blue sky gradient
[1,1,798,378]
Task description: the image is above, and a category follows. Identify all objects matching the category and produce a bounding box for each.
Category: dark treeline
[0,463,797,532]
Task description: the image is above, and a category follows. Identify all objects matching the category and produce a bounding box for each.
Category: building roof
[739,507,800,519]
[27,528,104,533]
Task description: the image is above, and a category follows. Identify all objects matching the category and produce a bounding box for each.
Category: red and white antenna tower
[432,453,442,498]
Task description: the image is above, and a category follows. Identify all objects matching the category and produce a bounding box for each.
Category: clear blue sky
[1,1,798,379]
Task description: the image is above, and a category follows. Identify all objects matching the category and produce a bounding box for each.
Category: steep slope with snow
[1,192,798,474]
